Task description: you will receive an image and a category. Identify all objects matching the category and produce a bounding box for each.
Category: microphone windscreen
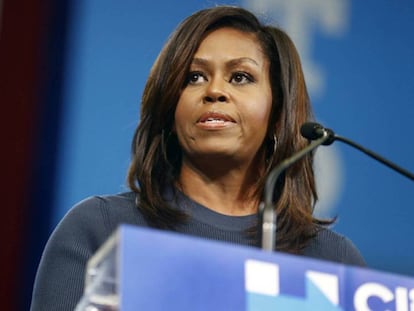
[300,122,324,140]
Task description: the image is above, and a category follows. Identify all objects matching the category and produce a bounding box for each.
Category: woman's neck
[177,158,262,216]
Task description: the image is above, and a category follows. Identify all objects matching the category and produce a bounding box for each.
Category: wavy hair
[127,6,333,253]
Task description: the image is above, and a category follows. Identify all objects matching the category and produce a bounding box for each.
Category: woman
[31,6,365,311]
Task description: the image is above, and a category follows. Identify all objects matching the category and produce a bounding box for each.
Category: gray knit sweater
[30,190,365,311]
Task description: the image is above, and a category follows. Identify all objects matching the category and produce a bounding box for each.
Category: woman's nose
[203,77,229,103]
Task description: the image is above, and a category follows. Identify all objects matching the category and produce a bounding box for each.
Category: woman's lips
[197,111,235,123]
[196,111,236,129]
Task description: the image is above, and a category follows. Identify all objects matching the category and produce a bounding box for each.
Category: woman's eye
[230,72,254,84]
[187,72,206,85]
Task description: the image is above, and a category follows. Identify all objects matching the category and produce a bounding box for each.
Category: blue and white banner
[97,225,414,310]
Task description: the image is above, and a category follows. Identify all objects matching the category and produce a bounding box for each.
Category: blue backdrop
[53,0,414,276]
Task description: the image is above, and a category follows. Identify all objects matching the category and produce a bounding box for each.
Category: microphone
[300,122,414,181]
[260,122,414,252]
[300,122,335,145]
[261,126,333,251]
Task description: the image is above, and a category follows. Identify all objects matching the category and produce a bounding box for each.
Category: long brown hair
[127,6,333,253]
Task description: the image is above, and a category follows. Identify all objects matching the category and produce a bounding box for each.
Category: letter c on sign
[354,283,394,311]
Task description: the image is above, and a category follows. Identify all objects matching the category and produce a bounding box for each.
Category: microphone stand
[261,130,332,251]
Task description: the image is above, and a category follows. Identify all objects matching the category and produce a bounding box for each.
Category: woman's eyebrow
[191,58,209,67]
[191,57,260,68]
[226,57,260,68]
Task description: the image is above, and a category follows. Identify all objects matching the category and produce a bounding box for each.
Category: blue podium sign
[77,225,414,311]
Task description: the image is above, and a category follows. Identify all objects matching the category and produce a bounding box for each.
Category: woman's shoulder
[303,227,366,267]
[51,191,149,249]
[31,192,146,311]
[64,191,147,231]
[71,191,136,212]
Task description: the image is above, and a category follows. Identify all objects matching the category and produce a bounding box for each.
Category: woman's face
[174,27,273,166]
